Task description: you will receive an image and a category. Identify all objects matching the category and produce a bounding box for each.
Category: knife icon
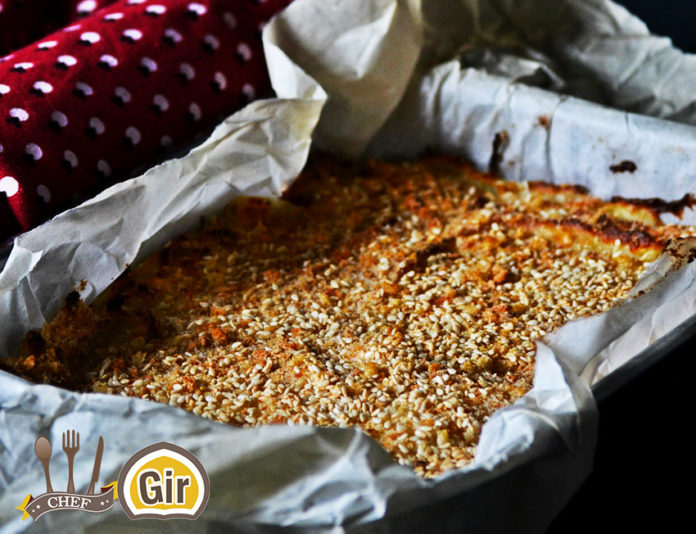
[86,436,104,495]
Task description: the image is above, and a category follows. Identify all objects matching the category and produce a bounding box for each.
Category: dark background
[548,1,695,532]
[615,0,696,53]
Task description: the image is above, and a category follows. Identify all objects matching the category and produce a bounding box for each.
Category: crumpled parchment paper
[3,0,696,532]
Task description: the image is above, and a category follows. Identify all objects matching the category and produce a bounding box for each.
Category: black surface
[547,331,695,532]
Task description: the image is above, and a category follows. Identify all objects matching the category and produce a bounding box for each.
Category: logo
[117,442,210,520]
[17,433,209,522]
[17,431,117,521]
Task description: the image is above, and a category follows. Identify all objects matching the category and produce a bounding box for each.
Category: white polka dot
[0,54,14,62]
[104,12,124,21]
[9,108,29,122]
[77,0,96,13]
[140,57,158,74]
[97,160,111,177]
[37,40,58,50]
[0,144,3,153]
[160,135,173,147]
[12,62,34,71]
[153,94,169,112]
[75,82,94,97]
[179,63,195,81]
[99,54,118,68]
[89,117,105,135]
[64,150,79,169]
[146,5,166,15]
[223,12,237,28]
[188,102,202,121]
[37,185,51,203]
[57,55,78,67]
[188,3,207,16]
[25,143,43,160]
[64,24,82,32]
[237,43,252,62]
[80,31,101,44]
[114,87,132,103]
[163,28,182,44]
[77,0,97,13]
[203,34,220,51]
[213,72,227,90]
[125,126,141,145]
[51,111,69,128]
[242,84,256,101]
[127,0,145,4]
[122,29,143,42]
[0,176,19,198]
[33,81,53,94]
[0,84,9,96]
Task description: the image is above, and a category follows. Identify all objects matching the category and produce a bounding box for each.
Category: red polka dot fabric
[0,0,292,242]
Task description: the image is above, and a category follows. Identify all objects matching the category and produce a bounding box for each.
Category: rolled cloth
[0,0,292,241]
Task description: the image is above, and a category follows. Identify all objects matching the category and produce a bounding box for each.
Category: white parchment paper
[3,0,696,532]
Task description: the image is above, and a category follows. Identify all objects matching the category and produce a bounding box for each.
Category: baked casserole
[3,154,692,477]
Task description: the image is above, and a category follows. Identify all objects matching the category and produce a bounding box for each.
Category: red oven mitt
[0,0,292,242]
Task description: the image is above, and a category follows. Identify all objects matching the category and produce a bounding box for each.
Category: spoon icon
[34,437,54,494]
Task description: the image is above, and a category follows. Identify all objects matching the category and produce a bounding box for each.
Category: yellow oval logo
[117,442,209,520]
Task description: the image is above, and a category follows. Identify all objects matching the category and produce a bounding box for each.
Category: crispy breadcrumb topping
[4,154,691,476]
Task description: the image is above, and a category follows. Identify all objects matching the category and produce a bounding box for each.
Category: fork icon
[62,430,80,493]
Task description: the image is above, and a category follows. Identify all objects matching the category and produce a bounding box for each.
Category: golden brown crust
[3,154,693,476]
